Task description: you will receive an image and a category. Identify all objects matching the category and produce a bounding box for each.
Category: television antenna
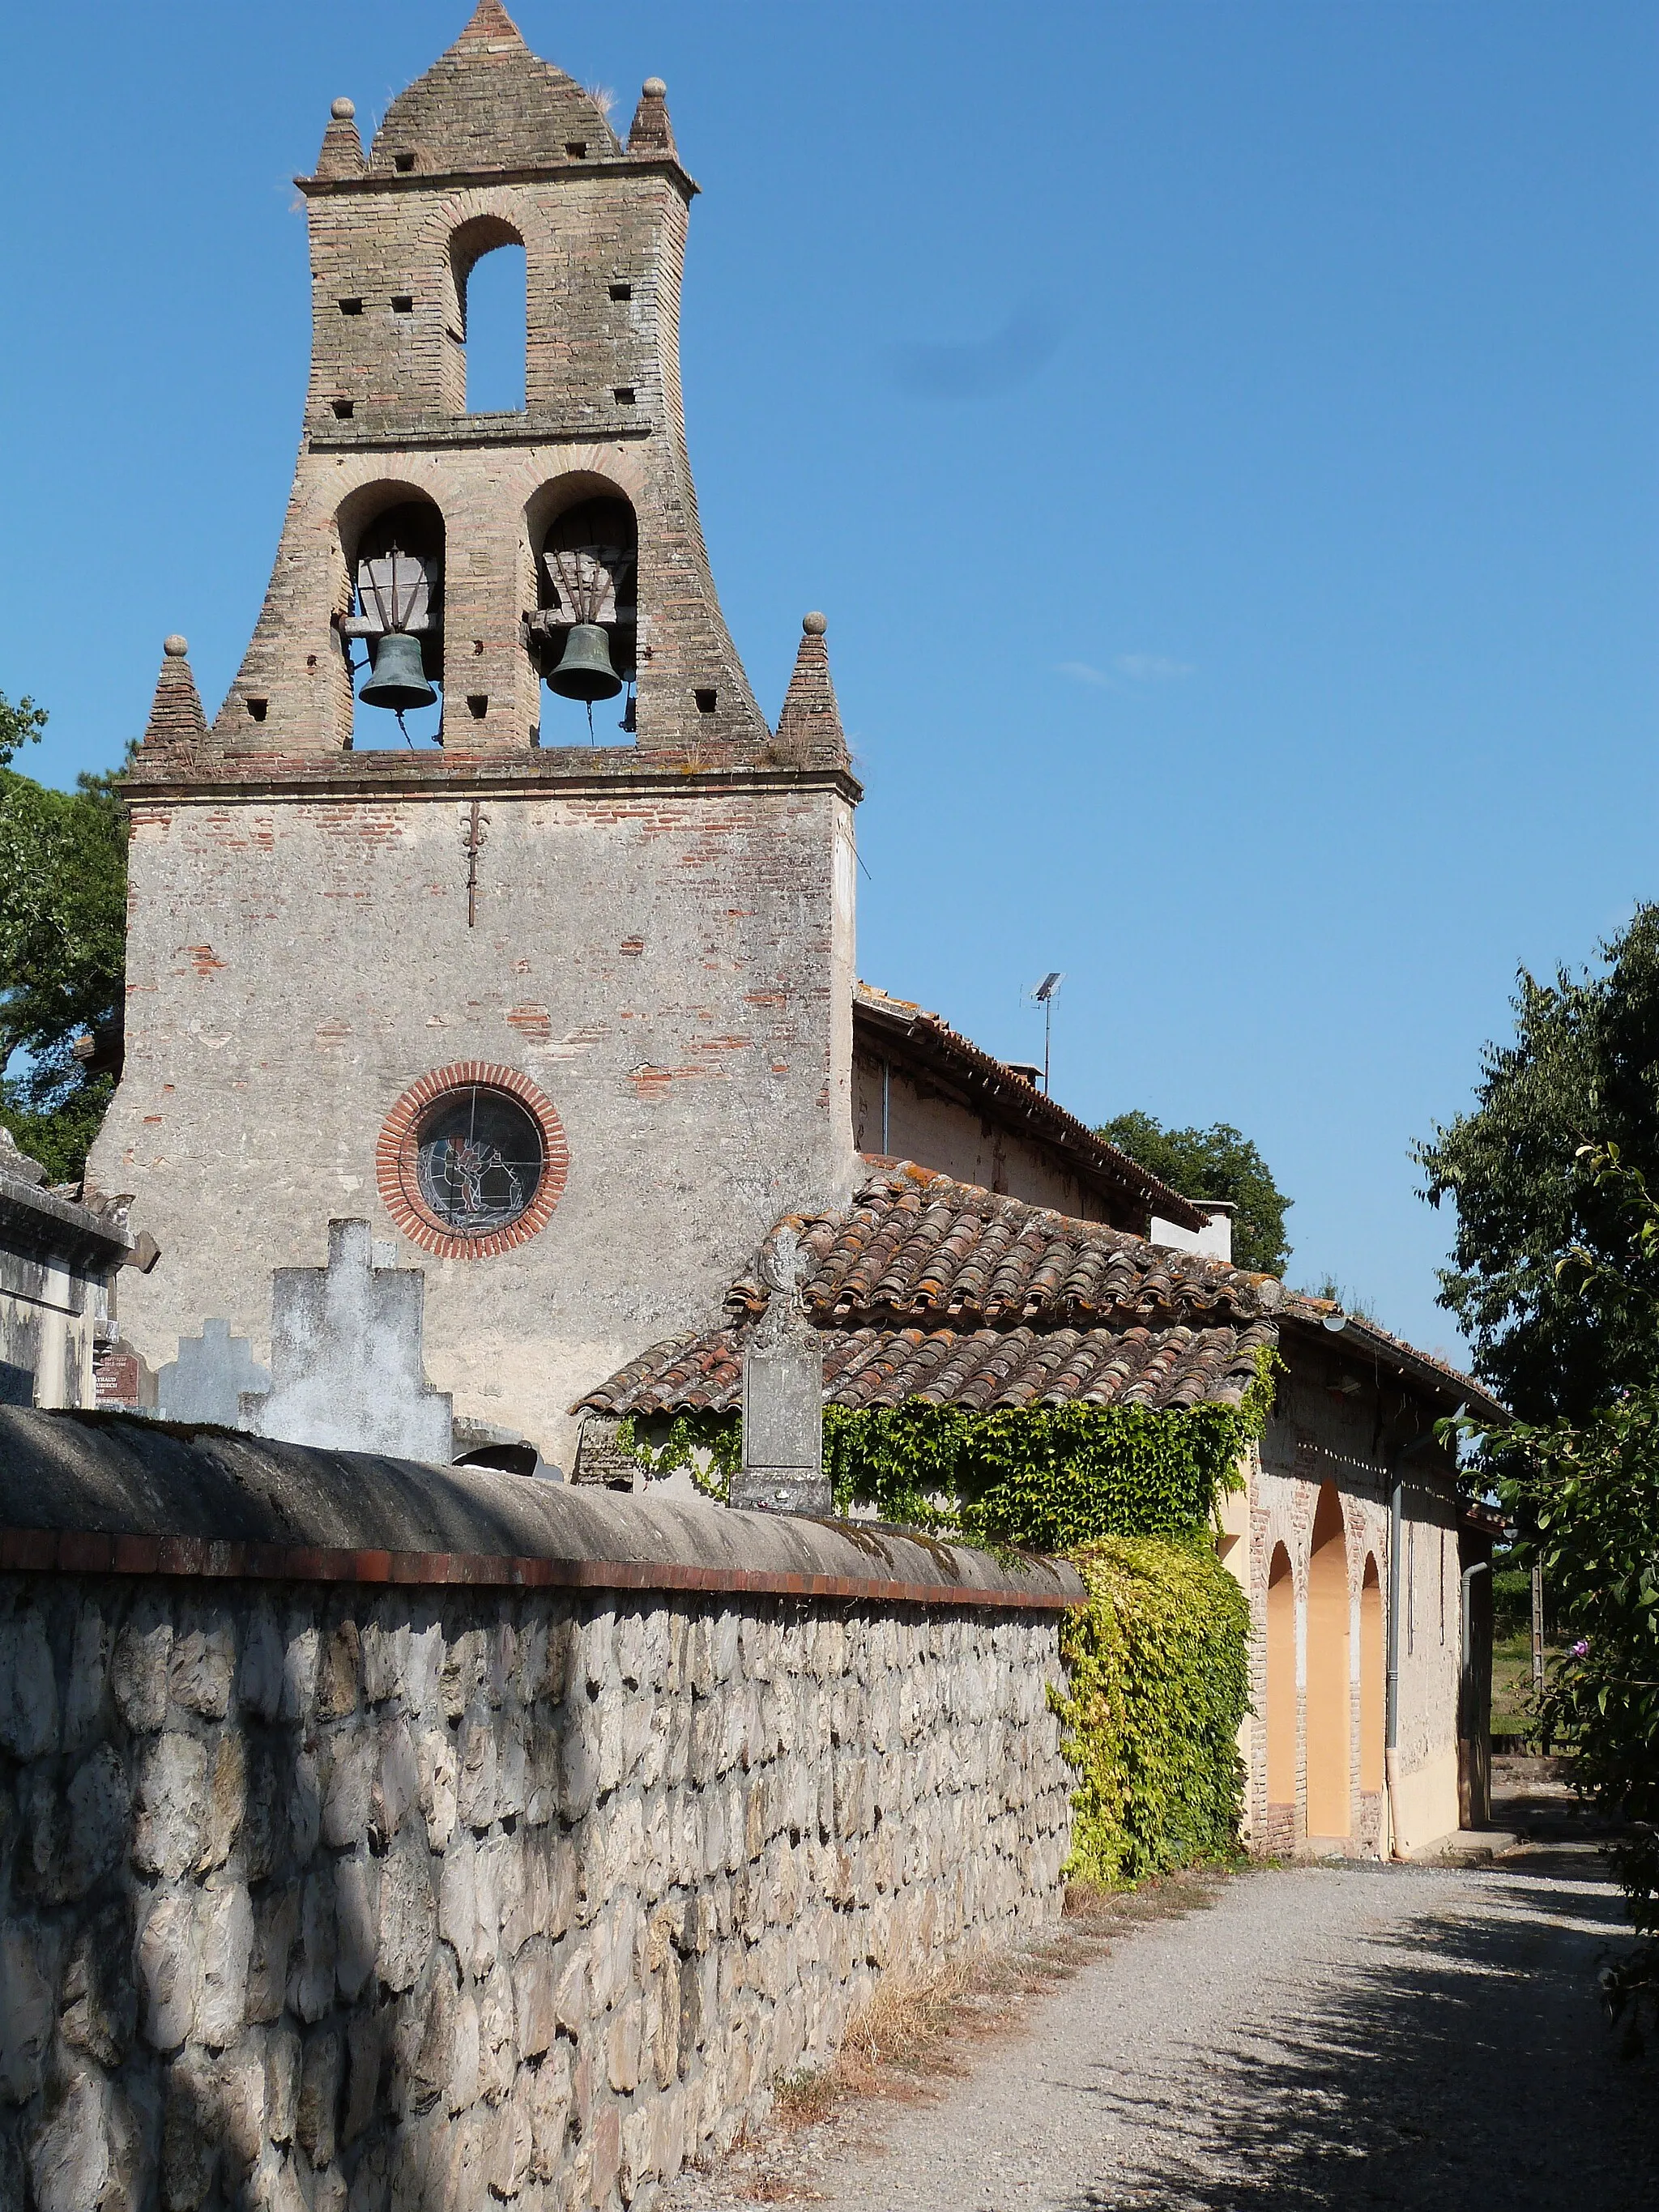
[1027,971,1064,1094]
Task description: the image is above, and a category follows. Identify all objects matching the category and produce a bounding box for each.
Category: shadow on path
[1056,1850,1655,2211]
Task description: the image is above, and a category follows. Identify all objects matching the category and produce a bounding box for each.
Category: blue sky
[2,2,1655,1362]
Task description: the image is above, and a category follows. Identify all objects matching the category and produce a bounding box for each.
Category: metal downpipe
[1385,1465,1405,1859]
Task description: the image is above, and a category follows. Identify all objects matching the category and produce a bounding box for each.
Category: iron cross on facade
[459,800,488,927]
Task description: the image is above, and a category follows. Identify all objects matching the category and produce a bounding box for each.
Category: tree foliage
[0,691,49,771]
[1461,1144,1659,2022]
[0,758,128,1182]
[1097,1110,1293,1276]
[1418,906,1659,1421]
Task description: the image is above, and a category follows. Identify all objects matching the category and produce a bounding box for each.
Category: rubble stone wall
[0,1571,1072,2212]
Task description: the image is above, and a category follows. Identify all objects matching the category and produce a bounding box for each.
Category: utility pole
[1531,1564,1546,1700]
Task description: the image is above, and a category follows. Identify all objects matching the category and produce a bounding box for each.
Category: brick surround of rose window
[375,1059,569,1259]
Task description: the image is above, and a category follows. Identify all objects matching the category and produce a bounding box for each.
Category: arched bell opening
[446,216,527,418]
[1359,1554,1385,1796]
[1266,1542,1297,1845]
[335,485,446,750]
[1305,1483,1353,1844]
[524,482,639,744]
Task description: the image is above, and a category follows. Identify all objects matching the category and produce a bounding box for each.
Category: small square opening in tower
[392,296,414,315]
[331,399,356,419]
[612,387,637,407]
[467,696,488,720]
[609,283,633,302]
[694,688,717,715]
[245,698,268,722]
[338,298,363,316]
[394,152,416,173]
[565,141,587,159]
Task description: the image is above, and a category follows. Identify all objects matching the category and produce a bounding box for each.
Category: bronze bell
[548,623,622,703]
[359,631,437,714]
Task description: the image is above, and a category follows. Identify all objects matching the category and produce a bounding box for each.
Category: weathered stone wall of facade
[0,1413,1077,2212]
[91,779,858,1472]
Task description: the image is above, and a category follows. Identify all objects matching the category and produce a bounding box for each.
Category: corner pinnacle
[142,637,208,757]
[313,95,366,181]
[628,77,677,159]
[775,613,847,765]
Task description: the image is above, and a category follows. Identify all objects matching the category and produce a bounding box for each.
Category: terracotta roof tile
[578,1163,1285,1420]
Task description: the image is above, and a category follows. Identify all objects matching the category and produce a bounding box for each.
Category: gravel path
[668,1833,1657,2210]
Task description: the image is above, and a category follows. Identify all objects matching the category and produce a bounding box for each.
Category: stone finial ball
[642,78,667,98]
[331,97,356,121]
[803,612,827,636]
[163,635,189,658]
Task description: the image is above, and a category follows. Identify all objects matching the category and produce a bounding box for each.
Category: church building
[92,4,1499,1861]
[92,4,871,1469]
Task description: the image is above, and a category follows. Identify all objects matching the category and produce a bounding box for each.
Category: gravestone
[155,1318,269,1428]
[244,1219,452,1461]
[731,1229,830,1515]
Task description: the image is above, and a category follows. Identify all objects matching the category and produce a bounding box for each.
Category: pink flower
[1570,1638,1590,1659]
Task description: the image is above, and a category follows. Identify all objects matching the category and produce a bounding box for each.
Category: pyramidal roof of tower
[367,2,623,177]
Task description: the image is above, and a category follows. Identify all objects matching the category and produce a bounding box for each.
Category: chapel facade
[90,4,859,1466]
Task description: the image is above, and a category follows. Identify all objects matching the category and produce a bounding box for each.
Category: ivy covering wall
[617,1351,1271,1884]
[1057,1536,1251,1883]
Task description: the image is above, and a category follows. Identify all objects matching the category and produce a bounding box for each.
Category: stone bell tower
[90,2,859,1467]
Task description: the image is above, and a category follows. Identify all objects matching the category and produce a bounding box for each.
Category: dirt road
[666,1794,1656,2210]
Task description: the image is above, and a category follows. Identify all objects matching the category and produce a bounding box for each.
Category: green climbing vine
[1056,1534,1252,1884]
[612,1348,1275,1884]
[614,1412,741,1499]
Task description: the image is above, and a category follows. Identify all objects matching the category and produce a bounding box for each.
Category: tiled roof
[578,1163,1284,1419]
[853,984,1205,1234]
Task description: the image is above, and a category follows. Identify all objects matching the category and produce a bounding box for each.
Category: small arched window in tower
[531,497,638,743]
[340,498,445,749]
[450,220,527,416]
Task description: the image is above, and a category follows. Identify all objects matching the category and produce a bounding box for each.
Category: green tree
[1417,906,1659,1421]
[0,690,49,771]
[1461,1144,1659,2031]
[1096,1110,1293,1276]
[0,751,129,1183]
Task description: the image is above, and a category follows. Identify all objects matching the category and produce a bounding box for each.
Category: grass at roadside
[1492,1629,1563,1745]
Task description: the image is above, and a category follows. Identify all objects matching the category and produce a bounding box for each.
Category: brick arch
[1305,1482,1352,1841]
[1265,1541,1297,1820]
[377,1063,569,1260]
[415,188,556,415]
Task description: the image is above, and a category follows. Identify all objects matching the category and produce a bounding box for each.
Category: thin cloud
[1056,660,1114,688]
[887,299,1064,399]
[1115,653,1193,683]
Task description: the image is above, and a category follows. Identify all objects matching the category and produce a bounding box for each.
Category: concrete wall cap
[0,1409,1085,1606]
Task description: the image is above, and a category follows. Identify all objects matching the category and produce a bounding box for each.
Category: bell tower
[215,1,772,761]
[91,3,859,1466]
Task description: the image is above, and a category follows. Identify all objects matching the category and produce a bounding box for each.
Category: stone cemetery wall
[0,1410,1080,2212]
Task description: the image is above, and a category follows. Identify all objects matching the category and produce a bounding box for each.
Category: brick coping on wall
[0,1524,1077,1607]
[0,1409,1084,1611]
